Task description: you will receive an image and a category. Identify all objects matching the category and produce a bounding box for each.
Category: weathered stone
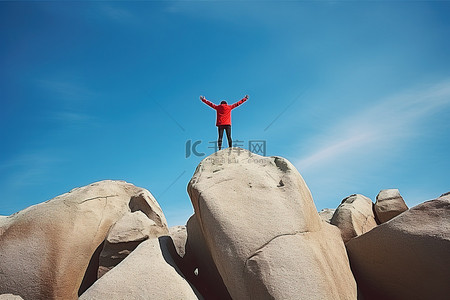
[0,180,167,300]
[98,209,168,277]
[346,193,450,300]
[169,225,188,257]
[0,295,24,300]
[0,216,7,236]
[374,189,408,223]
[331,194,377,243]
[79,238,201,300]
[188,149,357,299]
[318,208,335,223]
[106,210,161,243]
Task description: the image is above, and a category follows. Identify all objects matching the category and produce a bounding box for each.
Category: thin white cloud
[51,111,92,123]
[0,152,62,189]
[36,79,97,103]
[297,133,375,170]
[98,4,138,24]
[35,78,96,126]
[296,79,450,170]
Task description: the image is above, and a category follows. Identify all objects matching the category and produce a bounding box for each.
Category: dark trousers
[217,125,232,150]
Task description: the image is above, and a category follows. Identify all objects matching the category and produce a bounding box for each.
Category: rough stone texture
[346,193,450,300]
[79,237,201,300]
[107,210,161,243]
[0,295,24,300]
[0,216,7,236]
[374,189,408,223]
[330,194,377,243]
[187,148,356,300]
[0,180,167,300]
[98,209,168,278]
[318,208,335,223]
[169,225,188,257]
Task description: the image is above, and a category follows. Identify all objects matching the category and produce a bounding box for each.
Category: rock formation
[374,189,408,223]
[318,208,335,223]
[98,206,168,277]
[346,192,450,300]
[168,225,188,257]
[187,149,357,299]
[1,148,447,300]
[0,180,167,300]
[79,237,201,299]
[330,194,377,243]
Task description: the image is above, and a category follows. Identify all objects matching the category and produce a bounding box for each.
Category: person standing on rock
[200,95,249,150]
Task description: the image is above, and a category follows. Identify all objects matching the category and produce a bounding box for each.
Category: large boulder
[374,189,408,223]
[330,194,377,243]
[0,180,167,300]
[79,237,201,299]
[346,193,450,300]
[187,148,356,299]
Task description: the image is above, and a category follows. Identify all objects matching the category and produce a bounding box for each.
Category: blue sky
[1,1,449,226]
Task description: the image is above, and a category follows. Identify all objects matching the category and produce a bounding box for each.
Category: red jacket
[202,97,247,126]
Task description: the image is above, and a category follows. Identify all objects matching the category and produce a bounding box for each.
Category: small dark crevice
[79,195,118,204]
[372,204,381,225]
[273,157,289,172]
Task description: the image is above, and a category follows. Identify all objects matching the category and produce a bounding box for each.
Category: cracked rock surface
[187,148,356,299]
[0,180,167,300]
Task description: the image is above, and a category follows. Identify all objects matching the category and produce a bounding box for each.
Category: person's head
[220,100,227,105]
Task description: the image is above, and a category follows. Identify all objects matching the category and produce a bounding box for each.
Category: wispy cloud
[296,79,450,170]
[35,78,96,126]
[36,78,97,104]
[98,4,138,24]
[0,151,62,189]
[51,111,92,123]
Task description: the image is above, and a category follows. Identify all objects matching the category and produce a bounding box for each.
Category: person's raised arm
[200,95,217,109]
[231,94,249,109]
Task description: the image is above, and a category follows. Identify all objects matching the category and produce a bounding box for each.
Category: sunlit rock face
[347,193,450,300]
[374,189,408,223]
[330,194,378,243]
[0,180,168,300]
[188,148,357,300]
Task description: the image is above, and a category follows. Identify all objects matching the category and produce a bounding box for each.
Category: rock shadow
[78,241,104,296]
[158,236,204,299]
